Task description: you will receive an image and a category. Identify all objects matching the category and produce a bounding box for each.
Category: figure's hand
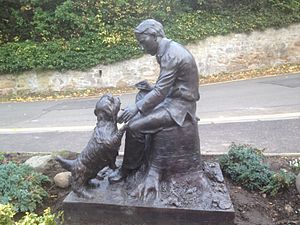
[118,124,128,133]
[135,80,153,91]
[118,105,139,123]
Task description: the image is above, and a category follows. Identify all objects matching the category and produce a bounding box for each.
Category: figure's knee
[127,120,145,141]
[127,121,139,137]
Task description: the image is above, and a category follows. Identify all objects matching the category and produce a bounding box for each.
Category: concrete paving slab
[0,73,299,154]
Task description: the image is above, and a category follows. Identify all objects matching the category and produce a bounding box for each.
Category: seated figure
[108,19,201,201]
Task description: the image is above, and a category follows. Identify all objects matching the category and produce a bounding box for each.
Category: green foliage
[0,204,15,225]
[219,143,296,196]
[219,143,271,191]
[15,208,63,225]
[262,169,296,196]
[0,204,63,225]
[0,0,299,73]
[0,162,50,212]
[0,153,4,163]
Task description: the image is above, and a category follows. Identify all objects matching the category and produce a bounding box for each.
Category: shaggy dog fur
[56,94,126,198]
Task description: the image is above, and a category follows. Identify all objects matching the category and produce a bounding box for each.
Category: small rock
[24,155,52,172]
[54,172,72,188]
[296,173,300,194]
[262,193,267,198]
[284,204,294,215]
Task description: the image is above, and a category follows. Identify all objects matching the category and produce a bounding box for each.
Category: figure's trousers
[121,107,176,171]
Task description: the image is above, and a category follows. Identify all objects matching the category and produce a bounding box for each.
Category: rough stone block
[63,162,234,225]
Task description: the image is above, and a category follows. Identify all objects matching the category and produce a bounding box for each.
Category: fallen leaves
[1,86,137,103]
[200,63,300,85]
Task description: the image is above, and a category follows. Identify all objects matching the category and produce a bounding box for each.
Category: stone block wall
[189,24,300,76]
[0,23,299,95]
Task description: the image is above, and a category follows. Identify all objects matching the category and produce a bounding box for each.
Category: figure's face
[135,33,159,56]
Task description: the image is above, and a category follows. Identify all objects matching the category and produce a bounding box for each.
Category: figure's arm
[135,80,154,91]
[118,53,179,123]
[136,54,178,114]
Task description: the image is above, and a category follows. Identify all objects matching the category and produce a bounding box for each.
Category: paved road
[0,73,300,154]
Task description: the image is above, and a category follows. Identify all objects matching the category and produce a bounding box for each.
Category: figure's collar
[156,38,172,59]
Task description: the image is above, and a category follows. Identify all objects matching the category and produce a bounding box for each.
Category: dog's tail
[55,156,75,171]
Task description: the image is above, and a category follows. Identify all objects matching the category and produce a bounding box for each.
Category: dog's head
[94,94,121,122]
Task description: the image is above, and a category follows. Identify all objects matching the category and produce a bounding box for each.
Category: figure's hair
[134,19,165,38]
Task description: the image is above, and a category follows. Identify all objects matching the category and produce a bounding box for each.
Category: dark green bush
[262,169,296,196]
[0,162,50,212]
[219,143,296,196]
[0,0,299,73]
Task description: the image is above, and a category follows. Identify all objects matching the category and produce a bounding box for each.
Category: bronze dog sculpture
[56,94,126,198]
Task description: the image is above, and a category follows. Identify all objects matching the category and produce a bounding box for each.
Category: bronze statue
[56,94,126,198]
[62,19,234,225]
[108,19,201,201]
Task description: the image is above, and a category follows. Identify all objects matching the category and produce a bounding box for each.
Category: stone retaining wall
[1,24,299,95]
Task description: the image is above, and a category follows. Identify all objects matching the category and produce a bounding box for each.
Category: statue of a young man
[63,20,234,225]
[109,19,200,190]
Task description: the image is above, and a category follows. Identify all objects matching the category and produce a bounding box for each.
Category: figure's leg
[108,113,145,184]
[128,109,177,201]
[109,108,175,184]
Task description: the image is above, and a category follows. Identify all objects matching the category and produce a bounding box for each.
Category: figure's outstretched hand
[118,105,139,123]
[135,80,153,91]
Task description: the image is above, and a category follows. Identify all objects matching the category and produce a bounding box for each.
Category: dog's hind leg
[71,163,93,199]
[72,175,93,199]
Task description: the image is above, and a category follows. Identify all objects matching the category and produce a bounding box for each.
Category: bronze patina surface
[61,19,234,225]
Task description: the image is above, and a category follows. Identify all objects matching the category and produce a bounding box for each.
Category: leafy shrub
[0,0,299,73]
[219,143,296,196]
[0,204,63,225]
[0,162,50,212]
[0,204,15,225]
[16,208,63,225]
[262,169,296,196]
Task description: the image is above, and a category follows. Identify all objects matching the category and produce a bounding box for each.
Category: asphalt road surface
[0,73,299,154]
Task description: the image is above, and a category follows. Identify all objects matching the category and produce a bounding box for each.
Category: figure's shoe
[108,168,129,184]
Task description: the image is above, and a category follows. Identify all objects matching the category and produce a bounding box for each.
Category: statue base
[63,161,235,225]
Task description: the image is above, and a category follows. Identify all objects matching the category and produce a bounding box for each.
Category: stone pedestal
[63,161,235,225]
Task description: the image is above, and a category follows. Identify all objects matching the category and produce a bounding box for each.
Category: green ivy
[0,0,299,74]
[0,162,50,212]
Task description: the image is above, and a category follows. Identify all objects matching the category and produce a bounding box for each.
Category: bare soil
[3,153,300,225]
